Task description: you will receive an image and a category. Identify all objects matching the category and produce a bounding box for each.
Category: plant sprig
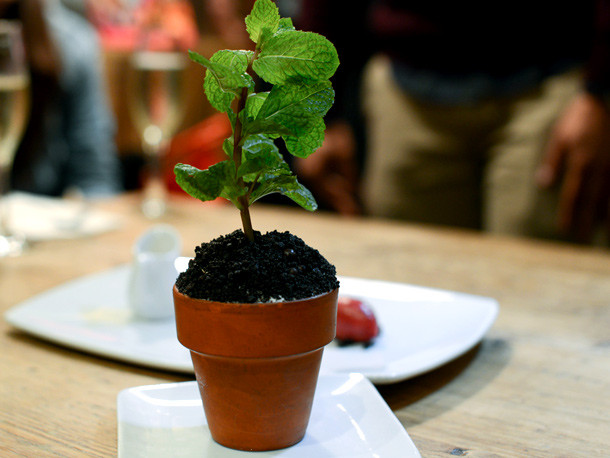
[174,0,339,241]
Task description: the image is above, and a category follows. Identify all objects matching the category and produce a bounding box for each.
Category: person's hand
[294,121,362,216]
[536,92,610,243]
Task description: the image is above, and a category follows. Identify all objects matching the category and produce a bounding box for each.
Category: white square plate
[117,373,420,457]
[5,262,498,384]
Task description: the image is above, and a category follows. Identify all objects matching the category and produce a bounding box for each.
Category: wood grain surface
[2,193,609,457]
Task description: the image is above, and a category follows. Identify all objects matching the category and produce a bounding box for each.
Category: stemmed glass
[0,21,29,257]
[127,45,188,219]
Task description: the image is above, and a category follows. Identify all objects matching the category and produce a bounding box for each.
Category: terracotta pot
[173,286,339,451]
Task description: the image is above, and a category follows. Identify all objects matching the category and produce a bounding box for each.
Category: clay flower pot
[173,286,339,451]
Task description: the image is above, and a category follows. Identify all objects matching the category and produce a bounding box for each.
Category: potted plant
[172,0,340,451]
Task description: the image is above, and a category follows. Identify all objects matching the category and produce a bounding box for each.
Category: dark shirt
[298,0,610,105]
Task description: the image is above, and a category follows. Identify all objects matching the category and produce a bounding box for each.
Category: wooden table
[2,193,609,456]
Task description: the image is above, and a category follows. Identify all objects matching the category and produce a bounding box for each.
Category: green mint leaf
[254,81,334,136]
[277,17,295,34]
[190,50,253,112]
[245,0,280,45]
[253,30,339,84]
[226,108,237,129]
[174,162,244,208]
[258,27,276,49]
[174,162,226,202]
[237,135,283,177]
[241,117,295,138]
[222,138,233,157]
[250,172,317,210]
[244,92,269,121]
[258,18,294,47]
[283,117,325,158]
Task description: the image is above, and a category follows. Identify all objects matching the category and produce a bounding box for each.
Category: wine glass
[0,21,30,257]
[127,48,188,219]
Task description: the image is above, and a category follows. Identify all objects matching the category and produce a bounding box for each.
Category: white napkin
[3,192,123,241]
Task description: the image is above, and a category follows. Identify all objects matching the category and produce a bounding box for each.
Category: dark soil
[175,230,339,303]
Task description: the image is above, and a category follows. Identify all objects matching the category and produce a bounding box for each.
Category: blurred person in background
[294,1,610,246]
[2,0,122,198]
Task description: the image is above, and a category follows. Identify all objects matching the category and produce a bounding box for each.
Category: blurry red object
[335,297,380,343]
[165,113,231,195]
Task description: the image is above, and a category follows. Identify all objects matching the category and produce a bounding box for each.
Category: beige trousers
[361,55,581,239]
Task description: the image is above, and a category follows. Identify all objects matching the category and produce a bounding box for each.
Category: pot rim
[172,284,338,306]
[173,286,339,358]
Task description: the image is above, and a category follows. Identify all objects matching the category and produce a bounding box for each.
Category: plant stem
[233,85,254,241]
[240,205,254,241]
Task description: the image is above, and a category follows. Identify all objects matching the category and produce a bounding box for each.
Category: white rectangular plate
[5,263,498,384]
[117,373,420,457]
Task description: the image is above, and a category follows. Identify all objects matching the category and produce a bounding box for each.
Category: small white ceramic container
[129,224,182,320]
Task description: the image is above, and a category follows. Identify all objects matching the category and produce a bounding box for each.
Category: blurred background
[2,0,609,247]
